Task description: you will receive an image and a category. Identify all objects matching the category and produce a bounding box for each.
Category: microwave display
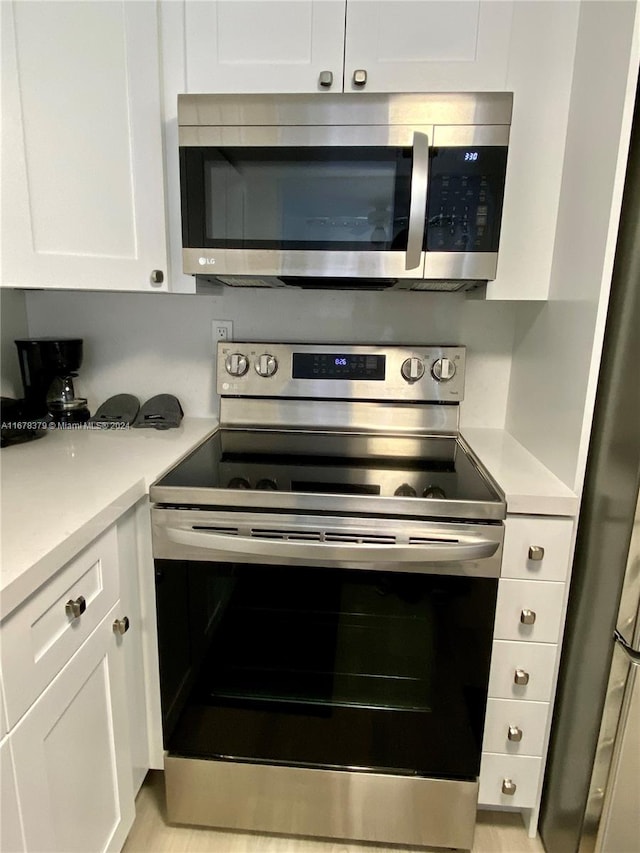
[426,147,508,253]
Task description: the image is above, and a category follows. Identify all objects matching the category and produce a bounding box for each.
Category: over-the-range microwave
[178,92,512,292]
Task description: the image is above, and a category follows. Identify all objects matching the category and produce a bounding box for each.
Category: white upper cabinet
[180,0,514,95]
[343,1,514,93]
[1,1,168,292]
[184,1,347,93]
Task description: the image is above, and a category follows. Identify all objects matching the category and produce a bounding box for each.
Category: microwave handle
[405,131,430,271]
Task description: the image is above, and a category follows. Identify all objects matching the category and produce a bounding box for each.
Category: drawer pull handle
[502,778,517,795]
[508,726,523,742]
[65,595,86,620]
[112,616,130,636]
[514,669,530,685]
[520,609,537,625]
[318,70,333,88]
[528,545,545,561]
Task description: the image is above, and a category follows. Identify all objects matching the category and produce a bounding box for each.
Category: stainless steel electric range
[150,342,506,850]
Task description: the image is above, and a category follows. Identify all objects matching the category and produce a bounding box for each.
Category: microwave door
[180,129,428,280]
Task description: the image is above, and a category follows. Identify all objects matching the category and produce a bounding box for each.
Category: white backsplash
[23,288,516,427]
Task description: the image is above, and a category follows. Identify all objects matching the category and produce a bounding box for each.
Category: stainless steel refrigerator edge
[539,80,640,852]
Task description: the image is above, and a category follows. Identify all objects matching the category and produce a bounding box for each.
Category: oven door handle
[163,526,499,564]
[405,131,429,271]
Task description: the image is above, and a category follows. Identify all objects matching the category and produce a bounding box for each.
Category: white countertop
[461,427,579,516]
[0,418,217,619]
[1,421,577,620]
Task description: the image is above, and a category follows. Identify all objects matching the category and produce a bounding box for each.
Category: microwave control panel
[426,147,508,253]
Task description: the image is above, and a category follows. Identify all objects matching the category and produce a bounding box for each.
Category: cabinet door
[184,1,346,93]
[0,738,25,853]
[10,603,135,853]
[1,1,168,292]
[116,500,164,792]
[344,0,513,92]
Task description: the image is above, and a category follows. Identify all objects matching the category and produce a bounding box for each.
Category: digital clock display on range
[292,353,386,380]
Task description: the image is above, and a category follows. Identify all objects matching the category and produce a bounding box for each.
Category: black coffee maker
[15,338,90,424]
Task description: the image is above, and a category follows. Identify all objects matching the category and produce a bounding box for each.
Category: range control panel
[217,343,465,403]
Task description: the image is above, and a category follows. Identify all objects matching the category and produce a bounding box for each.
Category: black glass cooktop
[155,429,502,507]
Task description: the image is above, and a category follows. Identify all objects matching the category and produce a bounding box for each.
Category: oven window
[156,560,497,781]
[180,147,412,252]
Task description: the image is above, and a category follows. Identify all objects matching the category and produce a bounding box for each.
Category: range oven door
[179,125,508,284]
[152,509,502,849]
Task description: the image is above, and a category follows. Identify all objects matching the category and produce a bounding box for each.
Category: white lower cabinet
[479,512,575,833]
[1,527,120,730]
[487,640,558,702]
[479,753,543,808]
[0,501,161,852]
[9,602,135,853]
[493,578,565,644]
[116,500,164,790]
[482,698,549,757]
[501,516,574,582]
[0,737,25,852]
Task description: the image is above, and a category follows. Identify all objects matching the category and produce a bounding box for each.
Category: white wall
[505,0,639,492]
[24,288,516,427]
[1,289,29,397]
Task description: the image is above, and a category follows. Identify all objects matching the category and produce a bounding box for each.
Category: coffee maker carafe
[15,338,90,424]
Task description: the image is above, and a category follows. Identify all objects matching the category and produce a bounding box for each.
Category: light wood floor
[123,771,545,853]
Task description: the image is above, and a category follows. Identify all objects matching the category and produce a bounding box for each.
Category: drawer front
[502,516,574,581]
[479,753,543,807]
[482,698,549,756]
[494,579,565,643]
[1,527,119,728]
[488,640,558,702]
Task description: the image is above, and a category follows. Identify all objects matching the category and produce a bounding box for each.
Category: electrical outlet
[212,320,233,345]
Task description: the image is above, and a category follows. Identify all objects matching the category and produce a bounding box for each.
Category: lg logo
[198,257,216,266]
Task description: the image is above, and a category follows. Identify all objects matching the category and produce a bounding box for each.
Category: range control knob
[423,485,446,500]
[401,357,425,383]
[256,478,278,490]
[225,352,249,377]
[432,357,456,382]
[255,353,278,377]
[227,477,251,489]
[394,483,417,497]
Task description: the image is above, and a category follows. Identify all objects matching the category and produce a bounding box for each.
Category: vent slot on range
[250,529,323,542]
[408,536,459,545]
[192,525,239,535]
[324,533,396,545]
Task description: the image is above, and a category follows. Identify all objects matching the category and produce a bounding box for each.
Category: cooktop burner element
[151,343,505,522]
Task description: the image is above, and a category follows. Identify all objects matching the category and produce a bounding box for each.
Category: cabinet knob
[65,595,86,620]
[318,70,333,88]
[150,269,164,286]
[113,616,130,636]
[514,669,530,686]
[502,778,517,796]
[528,545,545,561]
[508,725,523,742]
[353,69,368,87]
[520,609,537,625]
